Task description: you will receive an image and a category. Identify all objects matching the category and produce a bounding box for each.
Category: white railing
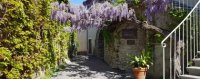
[161,0,200,79]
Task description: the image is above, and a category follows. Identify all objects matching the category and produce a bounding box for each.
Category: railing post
[161,0,200,79]
[162,43,166,79]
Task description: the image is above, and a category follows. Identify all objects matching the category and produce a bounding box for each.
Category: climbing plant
[0,0,71,78]
[168,8,187,29]
[50,1,135,30]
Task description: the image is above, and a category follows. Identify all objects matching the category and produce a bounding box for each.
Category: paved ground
[52,55,133,79]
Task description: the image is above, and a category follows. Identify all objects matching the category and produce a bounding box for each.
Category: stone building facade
[95,21,146,70]
[81,0,188,78]
[94,13,172,79]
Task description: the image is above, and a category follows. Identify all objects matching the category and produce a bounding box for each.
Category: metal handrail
[161,0,200,45]
[161,0,200,79]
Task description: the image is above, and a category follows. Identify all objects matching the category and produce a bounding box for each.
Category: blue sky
[70,0,86,5]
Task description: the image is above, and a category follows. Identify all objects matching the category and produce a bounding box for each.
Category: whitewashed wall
[77,27,98,54]
[87,27,98,54]
[77,30,87,52]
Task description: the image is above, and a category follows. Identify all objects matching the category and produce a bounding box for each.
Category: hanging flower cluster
[146,0,170,21]
[51,1,135,31]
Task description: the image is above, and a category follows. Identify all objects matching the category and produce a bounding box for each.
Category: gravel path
[52,55,133,79]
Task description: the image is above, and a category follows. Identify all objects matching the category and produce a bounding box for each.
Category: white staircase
[193,58,200,66]
[180,58,200,79]
[161,0,200,79]
[179,75,200,79]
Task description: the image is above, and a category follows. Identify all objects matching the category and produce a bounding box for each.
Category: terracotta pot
[132,67,147,79]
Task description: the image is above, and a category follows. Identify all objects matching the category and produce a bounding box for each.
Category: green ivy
[115,0,126,4]
[0,0,72,78]
[102,29,114,46]
[154,33,164,43]
[132,0,141,7]
[168,8,187,29]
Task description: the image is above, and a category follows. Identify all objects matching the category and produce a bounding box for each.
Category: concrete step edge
[193,58,200,61]
[187,66,200,70]
[180,74,200,79]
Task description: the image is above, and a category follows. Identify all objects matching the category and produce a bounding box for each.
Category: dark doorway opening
[98,31,104,59]
[88,39,92,55]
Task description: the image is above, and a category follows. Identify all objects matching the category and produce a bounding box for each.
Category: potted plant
[128,50,153,79]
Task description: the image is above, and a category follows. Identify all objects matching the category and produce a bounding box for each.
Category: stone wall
[103,22,146,70]
[148,13,171,79]
[95,13,172,78]
[148,43,170,79]
[101,13,172,77]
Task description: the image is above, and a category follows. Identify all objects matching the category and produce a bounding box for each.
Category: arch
[94,29,104,60]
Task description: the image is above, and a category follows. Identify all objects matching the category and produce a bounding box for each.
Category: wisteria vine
[51,0,170,31]
[146,0,170,21]
[51,1,135,31]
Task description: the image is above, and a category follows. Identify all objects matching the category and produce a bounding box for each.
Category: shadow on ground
[52,55,133,79]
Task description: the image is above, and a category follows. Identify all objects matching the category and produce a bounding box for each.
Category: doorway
[98,31,104,59]
[88,39,92,55]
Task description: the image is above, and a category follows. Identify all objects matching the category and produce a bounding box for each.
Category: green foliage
[57,0,68,4]
[168,8,187,29]
[154,33,164,43]
[67,31,78,59]
[0,0,72,78]
[102,29,114,46]
[128,50,153,68]
[115,0,126,4]
[169,8,187,21]
[0,47,11,69]
[132,0,141,7]
[115,0,141,5]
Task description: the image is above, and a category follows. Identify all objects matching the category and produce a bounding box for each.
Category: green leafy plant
[128,50,153,69]
[102,29,114,46]
[0,0,73,78]
[132,0,141,7]
[154,33,164,43]
[168,8,187,29]
[116,0,126,4]
[169,8,187,21]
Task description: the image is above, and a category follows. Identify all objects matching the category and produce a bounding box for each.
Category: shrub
[0,0,72,78]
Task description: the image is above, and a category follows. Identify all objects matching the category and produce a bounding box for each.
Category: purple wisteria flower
[50,1,136,31]
[145,0,170,21]
[51,0,170,31]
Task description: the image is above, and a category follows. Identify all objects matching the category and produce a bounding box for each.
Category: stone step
[193,58,200,66]
[187,66,200,76]
[180,75,200,79]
